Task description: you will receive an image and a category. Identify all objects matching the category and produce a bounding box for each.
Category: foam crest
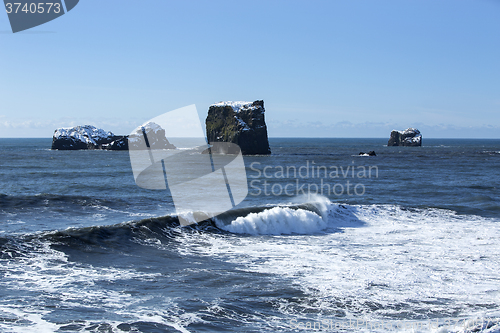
[217,206,328,235]
[179,203,500,331]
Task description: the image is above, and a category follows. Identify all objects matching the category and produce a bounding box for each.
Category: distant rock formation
[51,125,128,150]
[205,100,271,155]
[51,123,176,151]
[388,128,422,147]
[359,151,376,156]
[128,122,176,150]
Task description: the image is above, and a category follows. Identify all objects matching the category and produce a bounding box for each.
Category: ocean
[0,138,499,332]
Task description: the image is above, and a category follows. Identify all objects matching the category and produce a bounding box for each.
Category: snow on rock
[235,116,250,131]
[51,125,128,150]
[206,100,271,155]
[54,125,113,145]
[52,122,175,151]
[127,121,176,150]
[388,128,422,147]
[210,101,259,113]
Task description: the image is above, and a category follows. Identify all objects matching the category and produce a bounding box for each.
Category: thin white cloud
[0,116,147,138]
[1,116,499,139]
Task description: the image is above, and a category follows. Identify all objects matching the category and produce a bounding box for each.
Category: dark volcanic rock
[101,136,129,150]
[205,100,271,155]
[51,125,127,150]
[51,123,174,151]
[359,151,376,156]
[201,142,242,155]
[388,128,422,147]
[127,122,176,150]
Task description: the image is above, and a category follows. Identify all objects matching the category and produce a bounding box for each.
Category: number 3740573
[5,2,61,14]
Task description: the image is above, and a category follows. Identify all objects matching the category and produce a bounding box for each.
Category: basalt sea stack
[388,128,422,147]
[205,100,271,155]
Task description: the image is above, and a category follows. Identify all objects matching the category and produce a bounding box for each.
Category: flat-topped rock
[51,122,175,151]
[51,125,128,150]
[205,100,271,155]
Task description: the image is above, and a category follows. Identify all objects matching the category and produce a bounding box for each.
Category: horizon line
[1,137,499,140]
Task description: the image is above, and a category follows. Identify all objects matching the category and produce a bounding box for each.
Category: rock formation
[388,128,422,147]
[51,125,127,150]
[359,151,376,156]
[127,122,176,150]
[51,123,175,150]
[205,100,271,155]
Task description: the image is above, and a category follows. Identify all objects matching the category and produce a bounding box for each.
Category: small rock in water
[359,151,376,156]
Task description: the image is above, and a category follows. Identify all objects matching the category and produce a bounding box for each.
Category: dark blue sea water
[1,138,499,332]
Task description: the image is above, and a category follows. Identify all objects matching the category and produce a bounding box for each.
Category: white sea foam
[217,206,328,235]
[176,198,500,332]
[3,197,500,332]
[0,306,59,333]
[0,241,167,332]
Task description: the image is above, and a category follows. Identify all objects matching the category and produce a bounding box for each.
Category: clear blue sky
[1,0,499,138]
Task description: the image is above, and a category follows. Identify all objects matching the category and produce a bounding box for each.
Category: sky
[0,0,499,138]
